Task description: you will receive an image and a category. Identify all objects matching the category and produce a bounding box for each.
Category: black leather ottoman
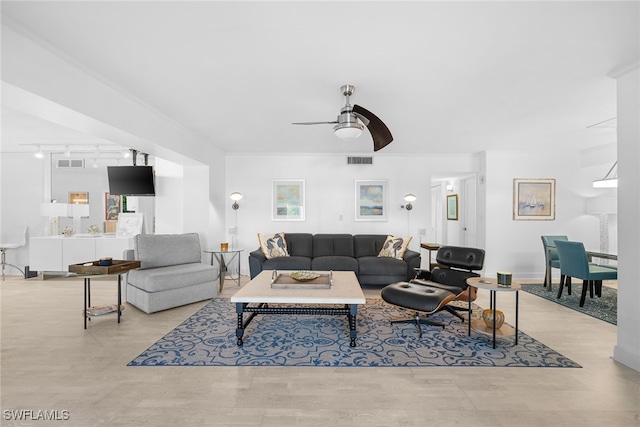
[381,281,456,337]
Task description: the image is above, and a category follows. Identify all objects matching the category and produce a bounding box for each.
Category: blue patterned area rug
[128,298,580,368]
[520,284,616,325]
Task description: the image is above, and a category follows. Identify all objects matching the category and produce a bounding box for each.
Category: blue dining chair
[554,240,617,307]
[541,235,570,290]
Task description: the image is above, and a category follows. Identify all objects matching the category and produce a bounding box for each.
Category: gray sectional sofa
[124,233,218,314]
[248,233,421,286]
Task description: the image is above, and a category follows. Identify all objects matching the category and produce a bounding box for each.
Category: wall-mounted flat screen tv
[107,166,155,196]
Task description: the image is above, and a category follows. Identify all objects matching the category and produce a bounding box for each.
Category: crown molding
[608,59,640,79]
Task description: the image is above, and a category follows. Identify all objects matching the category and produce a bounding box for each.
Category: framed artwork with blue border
[355,180,388,221]
[272,180,305,221]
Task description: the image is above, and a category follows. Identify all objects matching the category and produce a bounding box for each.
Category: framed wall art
[68,191,88,205]
[116,212,144,237]
[272,180,305,221]
[105,192,121,220]
[513,178,556,220]
[355,180,388,221]
[447,194,458,220]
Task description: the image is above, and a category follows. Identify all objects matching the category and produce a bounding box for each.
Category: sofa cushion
[378,235,412,260]
[312,256,358,273]
[258,232,289,259]
[354,234,388,258]
[282,233,314,258]
[358,256,409,276]
[263,256,312,271]
[312,234,355,257]
[135,233,201,270]
[127,263,217,293]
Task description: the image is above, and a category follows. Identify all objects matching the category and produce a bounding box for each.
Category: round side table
[204,249,244,293]
[466,277,521,348]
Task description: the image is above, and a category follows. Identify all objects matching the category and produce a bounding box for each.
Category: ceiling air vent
[347,156,373,165]
[57,159,85,168]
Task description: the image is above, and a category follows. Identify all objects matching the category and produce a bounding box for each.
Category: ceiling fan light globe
[334,123,363,140]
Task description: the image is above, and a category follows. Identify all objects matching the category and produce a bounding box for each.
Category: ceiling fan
[292,85,393,152]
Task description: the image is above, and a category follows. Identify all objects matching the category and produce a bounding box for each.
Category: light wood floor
[1,274,638,427]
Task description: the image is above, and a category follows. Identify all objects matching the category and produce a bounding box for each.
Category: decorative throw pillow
[378,235,412,260]
[257,232,289,259]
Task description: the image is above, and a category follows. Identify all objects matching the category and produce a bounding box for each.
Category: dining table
[545,245,617,292]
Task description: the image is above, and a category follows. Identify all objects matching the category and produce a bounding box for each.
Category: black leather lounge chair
[381,246,486,337]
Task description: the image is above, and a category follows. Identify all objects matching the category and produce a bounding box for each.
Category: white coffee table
[230,270,366,347]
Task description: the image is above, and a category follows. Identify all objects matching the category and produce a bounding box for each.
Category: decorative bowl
[289,271,320,282]
[62,226,75,237]
[482,309,505,329]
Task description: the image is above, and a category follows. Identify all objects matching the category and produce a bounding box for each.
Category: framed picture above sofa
[355,180,387,221]
[272,179,305,221]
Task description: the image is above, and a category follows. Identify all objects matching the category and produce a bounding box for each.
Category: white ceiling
[2,1,637,157]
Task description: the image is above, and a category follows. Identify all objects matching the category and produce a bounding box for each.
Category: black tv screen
[107,166,155,196]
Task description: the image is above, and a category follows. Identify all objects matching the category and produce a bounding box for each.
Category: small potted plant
[62,226,75,237]
[87,224,101,236]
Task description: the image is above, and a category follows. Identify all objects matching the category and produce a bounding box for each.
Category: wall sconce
[230,192,243,210]
[446,184,454,193]
[403,193,416,210]
[34,145,44,159]
[593,161,618,188]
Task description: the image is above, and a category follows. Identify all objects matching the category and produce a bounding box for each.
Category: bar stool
[0,227,27,280]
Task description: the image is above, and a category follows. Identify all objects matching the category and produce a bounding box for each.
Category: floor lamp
[230,192,243,249]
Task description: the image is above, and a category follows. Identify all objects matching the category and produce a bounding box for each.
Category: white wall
[612,64,640,371]
[0,152,47,269]
[226,153,480,275]
[155,158,220,253]
[225,151,616,279]
[2,24,228,262]
[482,150,609,279]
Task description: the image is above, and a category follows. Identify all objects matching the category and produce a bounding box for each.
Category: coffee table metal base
[235,302,359,347]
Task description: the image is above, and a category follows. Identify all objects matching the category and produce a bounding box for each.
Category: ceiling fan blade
[353,104,393,152]
[292,121,338,125]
